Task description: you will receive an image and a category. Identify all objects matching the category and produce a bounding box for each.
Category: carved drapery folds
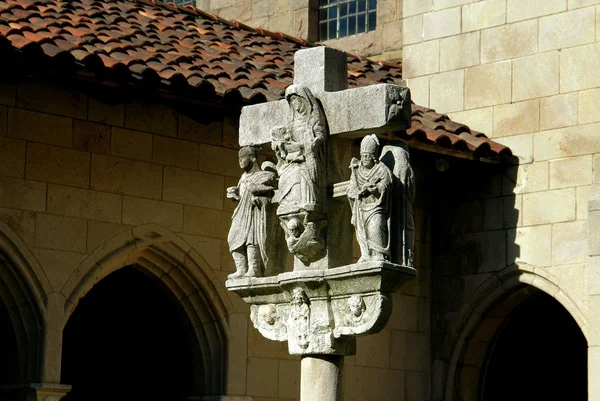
[225,46,416,356]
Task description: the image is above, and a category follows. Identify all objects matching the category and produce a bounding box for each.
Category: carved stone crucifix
[225,46,416,401]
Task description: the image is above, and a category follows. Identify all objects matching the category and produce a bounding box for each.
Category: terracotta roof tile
[0,0,511,160]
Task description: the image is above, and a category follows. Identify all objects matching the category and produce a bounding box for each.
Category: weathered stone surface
[91,154,163,199]
[450,107,493,135]
[481,20,538,63]
[17,82,87,120]
[0,176,46,212]
[125,101,177,137]
[578,88,600,125]
[462,0,506,32]
[8,108,72,147]
[513,51,559,102]
[403,15,424,45]
[73,120,111,154]
[534,122,600,161]
[403,40,440,78]
[540,93,577,130]
[549,155,593,189]
[88,98,124,127]
[111,127,153,162]
[153,135,199,170]
[26,143,90,188]
[440,31,480,72]
[430,70,464,113]
[48,185,122,223]
[433,0,471,10]
[522,188,576,225]
[423,7,461,40]
[464,61,511,109]
[404,0,432,16]
[406,76,430,107]
[0,137,25,178]
[493,100,539,137]
[507,0,566,22]
[35,213,87,253]
[507,225,552,267]
[122,196,183,232]
[560,42,600,92]
[539,7,595,52]
[552,220,587,265]
[163,166,224,209]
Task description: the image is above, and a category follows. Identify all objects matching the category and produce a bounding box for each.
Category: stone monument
[225,46,415,401]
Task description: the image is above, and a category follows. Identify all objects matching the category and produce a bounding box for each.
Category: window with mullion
[318,0,376,40]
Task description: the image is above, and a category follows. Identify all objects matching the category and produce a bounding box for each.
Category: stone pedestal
[0,383,71,401]
[301,355,343,401]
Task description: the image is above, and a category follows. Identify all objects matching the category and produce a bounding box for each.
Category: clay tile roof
[0,0,512,161]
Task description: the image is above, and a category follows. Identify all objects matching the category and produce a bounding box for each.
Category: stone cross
[225,46,416,401]
[239,46,411,146]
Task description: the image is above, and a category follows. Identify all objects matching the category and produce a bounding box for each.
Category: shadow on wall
[426,151,521,400]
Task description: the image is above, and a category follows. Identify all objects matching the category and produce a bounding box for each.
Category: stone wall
[197,0,402,60]
[400,0,600,399]
[0,80,430,401]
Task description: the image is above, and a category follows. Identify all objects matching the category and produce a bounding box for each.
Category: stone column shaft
[300,355,343,401]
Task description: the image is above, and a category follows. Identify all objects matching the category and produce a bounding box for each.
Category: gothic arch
[0,221,52,383]
[443,263,588,401]
[61,224,234,396]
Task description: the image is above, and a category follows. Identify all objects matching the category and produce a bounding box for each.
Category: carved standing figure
[289,288,311,349]
[227,146,276,278]
[347,135,393,262]
[271,84,327,212]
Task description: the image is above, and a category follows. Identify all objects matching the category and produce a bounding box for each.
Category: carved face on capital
[258,304,277,325]
[292,288,308,306]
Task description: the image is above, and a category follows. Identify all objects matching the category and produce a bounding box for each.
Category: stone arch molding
[443,263,589,401]
[0,220,52,383]
[62,223,234,396]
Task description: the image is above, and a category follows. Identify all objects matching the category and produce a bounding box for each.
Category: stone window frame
[318,0,377,41]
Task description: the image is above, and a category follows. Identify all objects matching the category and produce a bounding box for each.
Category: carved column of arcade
[225,46,415,401]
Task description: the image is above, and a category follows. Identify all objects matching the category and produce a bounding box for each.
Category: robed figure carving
[348,135,393,262]
[227,146,277,278]
[271,85,328,266]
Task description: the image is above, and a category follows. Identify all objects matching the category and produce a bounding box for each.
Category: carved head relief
[287,218,302,238]
[238,146,258,170]
[292,288,309,306]
[360,134,380,169]
[348,295,366,318]
[258,304,278,325]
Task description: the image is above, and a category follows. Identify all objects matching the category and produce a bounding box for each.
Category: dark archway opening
[481,292,587,401]
[61,266,199,401]
[0,297,19,384]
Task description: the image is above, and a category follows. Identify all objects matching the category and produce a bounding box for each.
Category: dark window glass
[318,0,376,40]
[357,13,366,33]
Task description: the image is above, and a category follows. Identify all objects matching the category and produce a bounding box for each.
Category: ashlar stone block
[0,137,25,178]
[507,225,552,267]
[122,196,183,232]
[449,107,493,135]
[111,127,153,162]
[88,97,124,127]
[462,0,506,32]
[539,7,595,52]
[403,15,424,45]
[86,220,131,253]
[403,40,440,78]
[17,82,87,120]
[35,213,87,253]
[464,61,512,109]
[163,167,224,209]
[0,176,46,212]
[568,0,599,8]
[178,114,223,146]
[552,220,588,265]
[0,82,16,106]
[355,330,391,368]
[125,102,177,137]
[507,0,567,23]
[32,247,85,291]
[183,205,231,239]
[560,42,600,92]
[492,133,532,164]
[540,93,578,130]
[433,0,472,10]
[534,122,600,161]
[0,207,36,247]
[578,88,600,125]
[406,76,430,107]
[26,143,90,189]
[47,185,122,223]
[429,69,464,113]
[512,51,559,102]
[423,7,461,40]
[91,154,163,200]
[73,120,111,154]
[246,357,279,397]
[8,108,72,147]
[549,154,593,189]
[510,162,549,194]
[153,135,199,170]
[493,99,539,137]
[577,185,591,220]
[439,31,480,72]
[522,188,576,225]
[481,20,538,64]
[404,0,432,17]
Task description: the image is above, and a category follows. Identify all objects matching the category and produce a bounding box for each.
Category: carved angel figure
[347,135,393,262]
[227,146,276,278]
